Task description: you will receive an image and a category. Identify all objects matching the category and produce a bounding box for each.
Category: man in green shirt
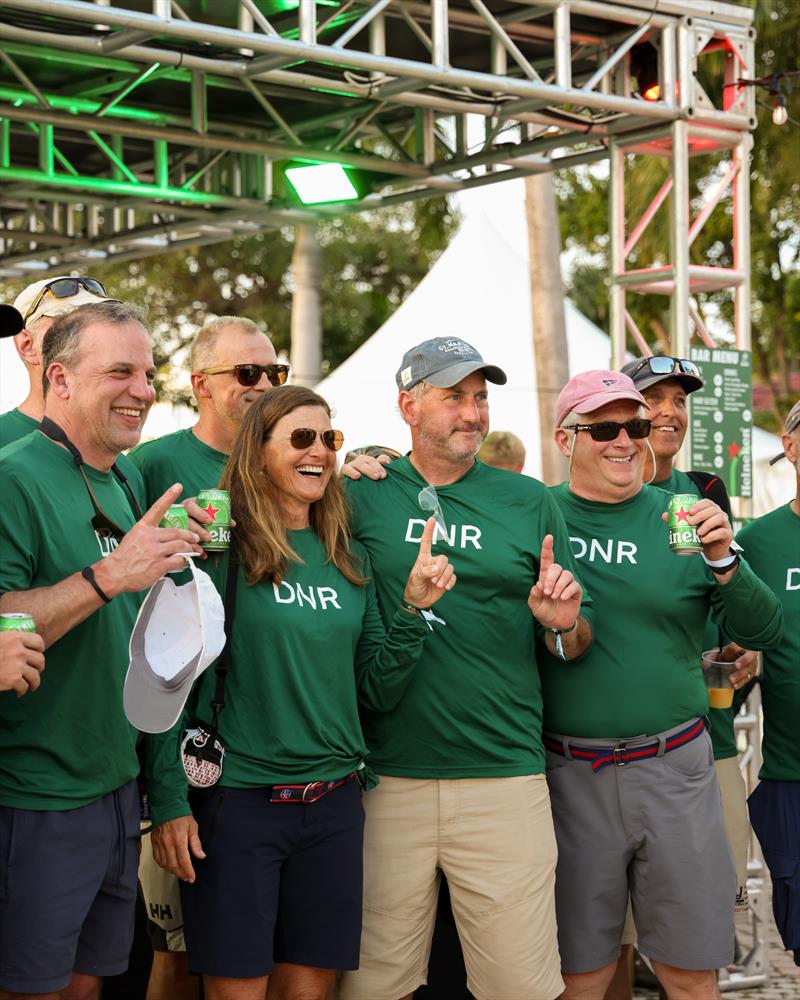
[542,369,783,1000]
[0,300,202,998]
[740,400,800,967]
[129,315,286,1000]
[339,337,594,1000]
[129,315,287,503]
[0,276,145,501]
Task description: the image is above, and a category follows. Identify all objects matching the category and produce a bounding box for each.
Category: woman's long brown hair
[220,386,366,587]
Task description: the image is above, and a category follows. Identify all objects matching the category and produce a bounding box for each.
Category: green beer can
[197,489,231,551]
[0,613,37,633]
[668,493,701,555]
[159,504,189,531]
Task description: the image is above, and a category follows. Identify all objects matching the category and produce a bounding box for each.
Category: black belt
[543,718,705,773]
[269,771,358,803]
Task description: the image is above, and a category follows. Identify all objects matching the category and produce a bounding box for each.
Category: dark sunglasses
[277,428,345,452]
[201,363,290,387]
[563,418,652,442]
[628,357,700,380]
[23,276,107,323]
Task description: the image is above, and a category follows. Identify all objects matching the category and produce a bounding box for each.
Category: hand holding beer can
[668,494,701,555]
[0,613,37,633]
[159,505,190,531]
[196,489,231,551]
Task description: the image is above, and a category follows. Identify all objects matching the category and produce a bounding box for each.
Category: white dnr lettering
[787,568,800,591]
[273,581,342,609]
[569,536,638,565]
[404,517,482,550]
[95,533,120,558]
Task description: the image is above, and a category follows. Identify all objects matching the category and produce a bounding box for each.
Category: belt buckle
[613,743,627,767]
[302,781,324,803]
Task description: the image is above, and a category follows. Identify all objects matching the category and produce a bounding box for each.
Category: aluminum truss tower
[0,0,754,287]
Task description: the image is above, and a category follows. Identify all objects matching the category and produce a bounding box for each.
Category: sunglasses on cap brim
[563,418,652,442]
[23,276,107,324]
[629,357,700,380]
[201,363,290,387]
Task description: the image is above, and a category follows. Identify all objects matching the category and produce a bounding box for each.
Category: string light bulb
[773,94,788,125]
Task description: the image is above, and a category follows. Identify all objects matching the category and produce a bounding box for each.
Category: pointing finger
[142,483,183,526]
[418,517,435,562]
[538,535,555,582]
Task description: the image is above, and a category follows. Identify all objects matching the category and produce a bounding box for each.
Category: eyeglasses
[273,427,345,452]
[627,357,700,381]
[201,363,290,387]
[563,418,652,442]
[23,276,107,323]
[417,485,447,536]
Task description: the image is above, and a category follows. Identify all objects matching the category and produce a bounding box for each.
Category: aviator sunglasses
[201,363,290,387]
[563,418,652,442]
[273,427,345,452]
[627,357,700,380]
[23,276,107,323]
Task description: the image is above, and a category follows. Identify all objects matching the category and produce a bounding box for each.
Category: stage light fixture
[284,162,359,204]
[631,43,660,102]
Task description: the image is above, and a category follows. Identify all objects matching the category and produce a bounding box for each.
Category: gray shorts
[0,780,140,994]
[545,721,735,974]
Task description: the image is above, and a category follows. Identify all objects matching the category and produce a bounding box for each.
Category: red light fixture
[631,43,660,102]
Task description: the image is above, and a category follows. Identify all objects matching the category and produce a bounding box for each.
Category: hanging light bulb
[772,94,788,126]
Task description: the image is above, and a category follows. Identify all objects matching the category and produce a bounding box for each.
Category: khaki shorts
[715,755,750,895]
[139,827,186,953]
[338,774,563,1000]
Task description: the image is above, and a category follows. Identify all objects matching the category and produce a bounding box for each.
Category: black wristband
[81,565,112,604]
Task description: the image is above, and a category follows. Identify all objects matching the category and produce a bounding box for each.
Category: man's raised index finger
[538,534,555,577]
[418,516,436,559]
[142,483,183,525]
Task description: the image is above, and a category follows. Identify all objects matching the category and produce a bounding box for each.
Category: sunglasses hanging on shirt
[38,417,142,540]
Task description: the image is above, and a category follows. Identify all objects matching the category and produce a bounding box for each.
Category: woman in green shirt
[146,385,454,1000]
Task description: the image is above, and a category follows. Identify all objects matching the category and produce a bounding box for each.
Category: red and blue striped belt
[543,718,706,773]
[269,771,358,803]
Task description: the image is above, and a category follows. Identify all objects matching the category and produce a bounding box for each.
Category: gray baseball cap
[395,337,507,391]
[769,399,800,465]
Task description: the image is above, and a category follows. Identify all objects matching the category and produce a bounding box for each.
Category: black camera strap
[209,547,239,736]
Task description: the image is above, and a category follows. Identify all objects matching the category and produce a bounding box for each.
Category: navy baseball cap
[395,337,507,391]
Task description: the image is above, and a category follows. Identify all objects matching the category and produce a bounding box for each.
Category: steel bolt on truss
[0,1,755,380]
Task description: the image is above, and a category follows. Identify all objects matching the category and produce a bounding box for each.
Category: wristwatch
[701,550,741,575]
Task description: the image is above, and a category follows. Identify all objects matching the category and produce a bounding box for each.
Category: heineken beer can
[197,489,231,551]
[159,504,189,531]
[0,613,37,633]
[668,493,701,555]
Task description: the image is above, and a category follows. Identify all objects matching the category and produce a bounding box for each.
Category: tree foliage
[557,0,799,427]
[1,198,458,406]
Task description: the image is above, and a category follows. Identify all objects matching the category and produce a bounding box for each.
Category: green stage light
[284,162,360,204]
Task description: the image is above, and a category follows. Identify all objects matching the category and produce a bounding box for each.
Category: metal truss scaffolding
[0,0,754,282]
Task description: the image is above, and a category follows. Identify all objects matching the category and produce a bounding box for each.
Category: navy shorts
[182,777,365,978]
[0,780,140,994]
[749,779,800,965]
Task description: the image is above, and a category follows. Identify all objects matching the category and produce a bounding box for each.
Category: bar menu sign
[688,346,752,499]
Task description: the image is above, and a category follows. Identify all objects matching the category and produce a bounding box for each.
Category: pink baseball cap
[555,370,648,427]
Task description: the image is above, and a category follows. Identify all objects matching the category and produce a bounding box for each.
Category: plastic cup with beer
[701,647,736,709]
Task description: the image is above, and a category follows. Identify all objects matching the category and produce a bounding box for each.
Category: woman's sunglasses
[563,418,652,442]
[23,276,107,323]
[277,428,345,452]
[201,363,290,387]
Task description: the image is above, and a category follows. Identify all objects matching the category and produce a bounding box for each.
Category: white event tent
[317,210,794,517]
